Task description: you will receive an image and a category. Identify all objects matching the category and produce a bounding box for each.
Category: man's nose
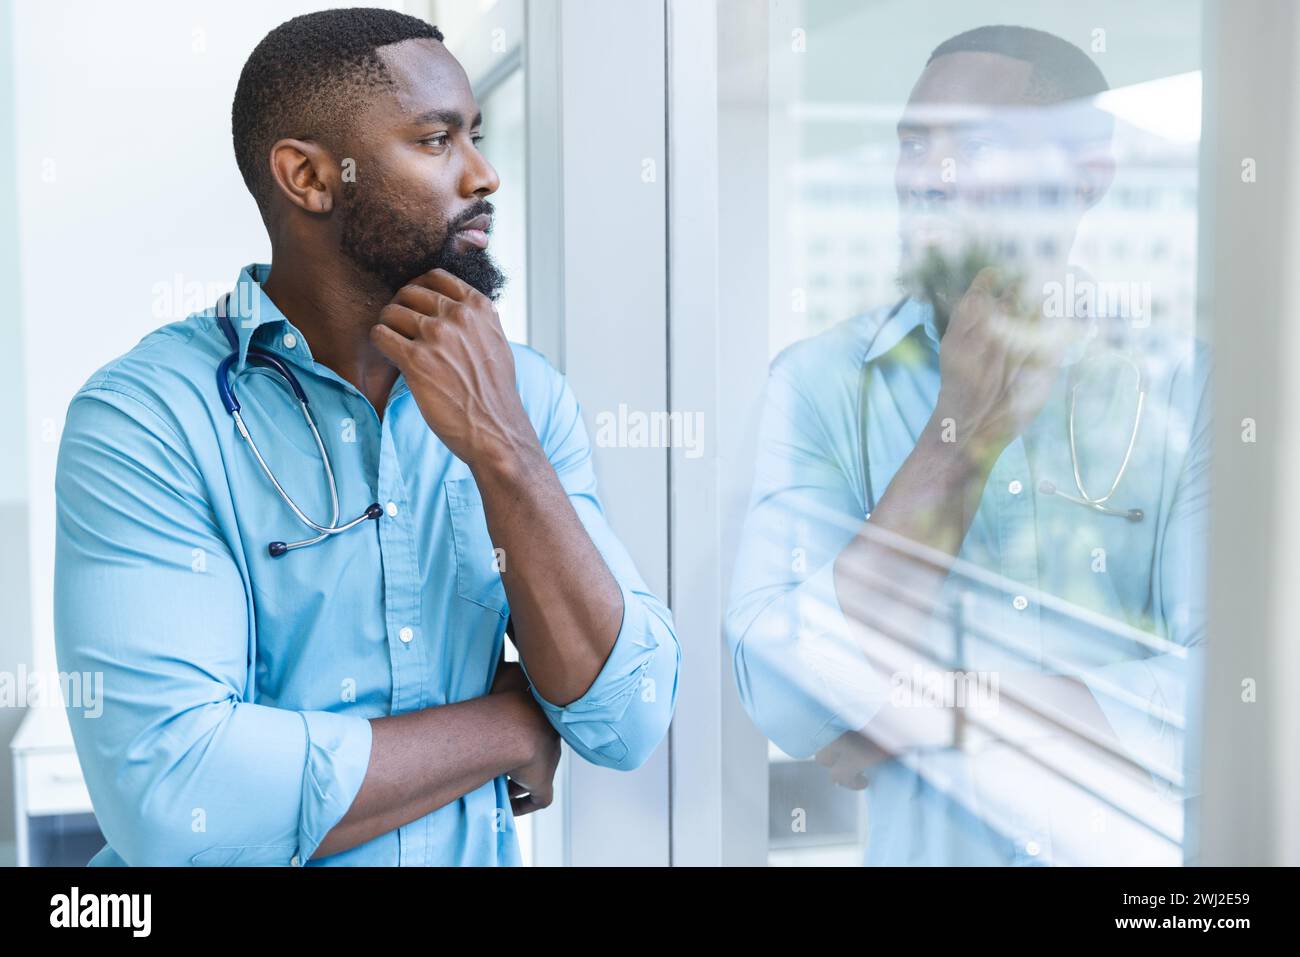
[898,154,957,203]
[462,147,500,198]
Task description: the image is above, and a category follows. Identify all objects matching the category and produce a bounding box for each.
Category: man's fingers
[392,282,452,318]
[511,794,546,816]
[997,276,1030,317]
[377,303,424,340]
[967,265,1004,297]
[508,779,553,815]
[369,323,412,364]
[825,746,880,790]
[950,266,1010,337]
[410,267,475,302]
[835,769,871,791]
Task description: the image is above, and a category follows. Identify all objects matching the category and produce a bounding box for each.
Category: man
[726,26,1207,865]
[54,8,679,867]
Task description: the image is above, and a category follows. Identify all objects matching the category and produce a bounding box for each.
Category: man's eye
[471,133,485,147]
[899,138,926,158]
[421,133,450,148]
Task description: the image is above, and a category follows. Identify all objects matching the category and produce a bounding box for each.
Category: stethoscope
[858,298,1146,523]
[1038,353,1145,522]
[216,312,382,557]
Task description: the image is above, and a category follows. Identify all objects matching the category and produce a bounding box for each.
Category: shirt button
[1024,840,1041,857]
[399,626,414,643]
[386,501,399,517]
[290,854,300,867]
[1012,595,1029,611]
[1008,480,1023,495]
[282,333,297,350]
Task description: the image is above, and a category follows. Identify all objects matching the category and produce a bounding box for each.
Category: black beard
[339,192,507,299]
[896,239,1003,338]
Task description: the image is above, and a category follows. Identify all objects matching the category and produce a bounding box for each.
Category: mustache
[447,200,495,233]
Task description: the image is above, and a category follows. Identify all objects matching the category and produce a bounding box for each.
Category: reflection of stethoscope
[216,313,382,557]
[1038,353,1145,522]
[858,298,1146,523]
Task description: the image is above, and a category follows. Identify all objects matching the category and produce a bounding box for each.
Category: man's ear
[268,138,338,215]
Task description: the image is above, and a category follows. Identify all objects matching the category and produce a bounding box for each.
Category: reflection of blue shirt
[55,263,679,866]
[725,298,1208,865]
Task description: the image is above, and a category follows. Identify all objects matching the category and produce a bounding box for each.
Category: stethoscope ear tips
[268,541,289,558]
[365,503,384,521]
[1126,509,1144,523]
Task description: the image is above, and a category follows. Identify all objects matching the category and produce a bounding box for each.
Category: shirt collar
[214,262,412,403]
[863,294,1094,367]
[861,297,935,363]
[215,263,307,374]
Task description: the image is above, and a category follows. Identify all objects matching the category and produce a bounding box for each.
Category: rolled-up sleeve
[54,385,372,866]
[522,352,680,771]
[724,359,889,759]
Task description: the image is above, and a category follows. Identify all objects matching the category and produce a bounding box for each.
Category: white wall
[0,0,29,862]
[10,0,408,676]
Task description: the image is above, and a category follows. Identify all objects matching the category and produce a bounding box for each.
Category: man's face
[895,51,1103,324]
[338,38,505,297]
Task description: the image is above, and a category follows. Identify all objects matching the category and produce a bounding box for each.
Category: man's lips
[455,214,492,249]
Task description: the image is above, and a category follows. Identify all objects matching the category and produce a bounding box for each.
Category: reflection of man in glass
[726,26,1208,865]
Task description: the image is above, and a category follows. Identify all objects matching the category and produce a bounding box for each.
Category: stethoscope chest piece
[1037,479,1143,522]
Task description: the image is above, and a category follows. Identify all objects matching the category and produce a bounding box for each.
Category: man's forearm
[313,689,543,860]
[368,270,626,708]
[834,409,996,626]
[827,414,1127,765]
[470,441,624,706]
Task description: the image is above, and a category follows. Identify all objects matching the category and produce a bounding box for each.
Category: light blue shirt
[725,298,1209,865]
[54,263,680,866]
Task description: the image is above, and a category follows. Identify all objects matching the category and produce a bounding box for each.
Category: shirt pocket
[445,477,509,618]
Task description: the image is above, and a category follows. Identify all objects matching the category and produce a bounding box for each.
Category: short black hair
[927,25,1109,104]
[232,8,444,214]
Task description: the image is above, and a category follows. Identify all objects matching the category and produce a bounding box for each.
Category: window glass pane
[721,0,1207,866]
[436,0,528,344]
[477,67,528,343]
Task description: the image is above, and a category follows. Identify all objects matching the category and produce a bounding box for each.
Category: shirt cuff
[796,561,891,752]
[295,710,374,864]
[527,579,663,766]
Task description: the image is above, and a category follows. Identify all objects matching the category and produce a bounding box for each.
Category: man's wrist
[468,429,548,488]
[500,688,552,765]
[919,407,1001,482]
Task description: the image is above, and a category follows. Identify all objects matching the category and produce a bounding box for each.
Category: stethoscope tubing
[215,313,381,557]
[1063,359,1146,520]
[858,298,1145,523]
